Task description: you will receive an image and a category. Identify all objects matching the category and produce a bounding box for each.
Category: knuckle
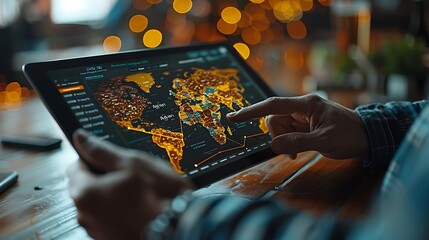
[305,94,323,106]
[266,96,281,105]
[266,96,282,113]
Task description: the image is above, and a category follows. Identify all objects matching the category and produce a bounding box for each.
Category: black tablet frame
[23,42,277,187]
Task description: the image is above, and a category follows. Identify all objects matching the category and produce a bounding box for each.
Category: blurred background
[0,0,428,109]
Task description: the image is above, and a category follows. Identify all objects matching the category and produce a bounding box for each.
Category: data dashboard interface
[47,46,272,177]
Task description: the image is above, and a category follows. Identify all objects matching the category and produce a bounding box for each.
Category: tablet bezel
[23,42,277,187]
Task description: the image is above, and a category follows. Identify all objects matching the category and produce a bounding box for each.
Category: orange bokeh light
[103,36,122,53]
[242,27,261,45]
[143,29,163,48]
[245,3,266,16]
[0,82,32,109]
[250,0,265,3]
[233,43,251,59]
[221,7,242,24]
[273,0,303,22]
[21,87,30,99]
[129,15,148,33]
[300,0,313,12]
[252,14,270,31]
[237,11,252,28]
[173,0,193,14]
[217,18,237,35]
[6,82,21,96]
[287,20,307,39]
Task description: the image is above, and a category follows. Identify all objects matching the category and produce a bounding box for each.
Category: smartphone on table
[0,171,18,194]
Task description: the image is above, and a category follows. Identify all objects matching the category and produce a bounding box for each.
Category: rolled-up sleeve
[356,100,428,167]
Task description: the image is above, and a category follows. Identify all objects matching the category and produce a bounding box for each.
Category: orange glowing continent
[125,73,155,93]
[259,117,269,134]
[172,68,247,145]
[94,76,148,124]
[150,128,185,173]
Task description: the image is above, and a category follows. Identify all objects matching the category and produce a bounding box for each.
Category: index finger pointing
[227,96,308,122]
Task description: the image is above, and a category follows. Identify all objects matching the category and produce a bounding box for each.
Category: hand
[67,129,192,240]
[227,95,369,160]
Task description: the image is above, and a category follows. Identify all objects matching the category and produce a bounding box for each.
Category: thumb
[73,129,124,172]
[271,132,317,155]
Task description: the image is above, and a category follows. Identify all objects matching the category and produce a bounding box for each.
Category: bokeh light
[242,27,262,45]
[173,0,193,14]
[129,14,148,33]
[5,82,21,99]
[103,35,122,53]
[300,0,313,12]
[217,19,237,35]
[237,11,252,28]
[221,7,242,24]
[252,14,270,32]
[143,29,163,48]
[0,82,31,109]
[233,43,251,59]
[106,0,333,62]
[245,3,266,16]
[272,0,303,22]
[287,20,307,39]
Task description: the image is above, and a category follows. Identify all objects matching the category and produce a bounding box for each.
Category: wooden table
[0,97,383,239]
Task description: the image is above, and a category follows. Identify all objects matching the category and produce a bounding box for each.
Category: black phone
[0,171,18,194]
[1,136,62,151]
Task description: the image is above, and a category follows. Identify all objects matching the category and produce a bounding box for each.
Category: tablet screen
[45,45,272,178]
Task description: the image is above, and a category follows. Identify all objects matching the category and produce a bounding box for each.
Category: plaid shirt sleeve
[356,100,429,167]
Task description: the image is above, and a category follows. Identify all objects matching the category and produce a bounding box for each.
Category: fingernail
[227,112,237,118]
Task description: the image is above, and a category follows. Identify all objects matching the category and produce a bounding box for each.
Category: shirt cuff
[356,106,396,167]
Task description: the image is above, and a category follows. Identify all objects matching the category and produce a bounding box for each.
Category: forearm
[356,100,428,167]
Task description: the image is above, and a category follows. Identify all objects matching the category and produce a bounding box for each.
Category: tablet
[23,42,276,187]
